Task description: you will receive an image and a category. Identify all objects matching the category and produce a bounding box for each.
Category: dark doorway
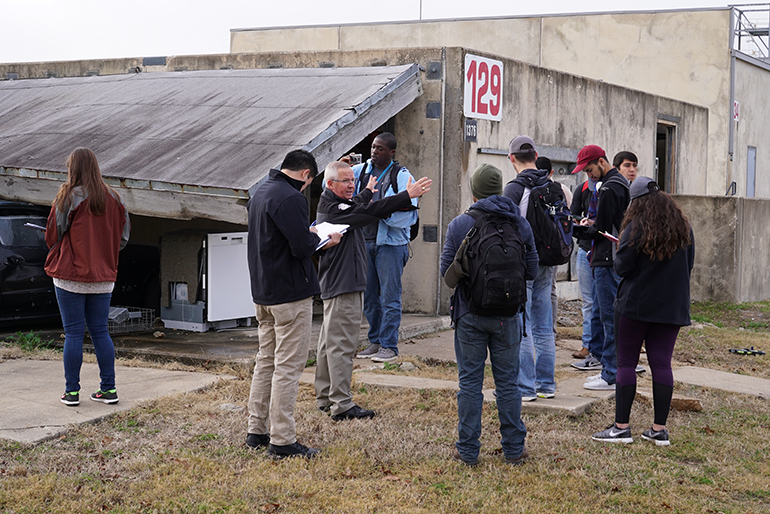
[656,122,677,193]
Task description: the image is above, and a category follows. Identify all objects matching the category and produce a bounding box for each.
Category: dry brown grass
[2,302,770,513]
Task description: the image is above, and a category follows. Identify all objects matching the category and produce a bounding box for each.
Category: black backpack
[517,180,574,266]
[358,160,419,241]
[460,209,528,317]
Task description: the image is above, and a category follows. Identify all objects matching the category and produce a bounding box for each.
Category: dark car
[0,201,160,327]
[0,201,60,325]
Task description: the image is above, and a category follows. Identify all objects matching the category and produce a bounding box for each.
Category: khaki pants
[315,291,363,416]
[247,297,312,446]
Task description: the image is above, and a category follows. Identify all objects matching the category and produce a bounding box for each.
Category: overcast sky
[3,0,732,64]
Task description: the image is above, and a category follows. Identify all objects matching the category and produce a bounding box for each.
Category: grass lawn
[1,301,769,513]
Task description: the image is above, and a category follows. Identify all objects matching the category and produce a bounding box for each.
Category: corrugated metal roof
[0,65,422,194]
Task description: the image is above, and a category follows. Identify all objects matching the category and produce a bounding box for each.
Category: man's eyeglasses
[331,179,355,184]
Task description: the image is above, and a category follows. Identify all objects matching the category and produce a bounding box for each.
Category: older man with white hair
[314,160,431,420]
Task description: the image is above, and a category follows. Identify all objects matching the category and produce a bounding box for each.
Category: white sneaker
[521,396,537,402]
[585,373,603,383]
[635,365,646,374]
[584,377,615,391]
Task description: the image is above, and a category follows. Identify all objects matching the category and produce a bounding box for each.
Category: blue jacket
[246,169,321,306]
[353,159,417,246]
[440,195,539,321]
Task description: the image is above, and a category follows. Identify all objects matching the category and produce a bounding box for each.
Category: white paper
[314,222,348,250]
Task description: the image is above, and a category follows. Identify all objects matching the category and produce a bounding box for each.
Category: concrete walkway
[299,328,615,416]
[0,359,233,444]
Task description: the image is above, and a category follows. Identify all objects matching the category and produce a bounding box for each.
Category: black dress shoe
[318,405,331,413]
[268,441,321,459]
[245,433,270,449]
[331,404,376,421]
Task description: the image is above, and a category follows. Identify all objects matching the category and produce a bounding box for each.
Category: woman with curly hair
[592,177,694,446]
[45,148,130,407]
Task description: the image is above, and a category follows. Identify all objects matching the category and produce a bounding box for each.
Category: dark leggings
[615,314,680,426]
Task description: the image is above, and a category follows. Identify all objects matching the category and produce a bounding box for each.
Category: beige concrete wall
[229,9,735,197]
[231,19,542,64]
[540,10,731,196]
[676,194,770,303]
[0,58,143,79]
[733,57,770,198]
[737,198,770,301]
[674,195,738,302]
[231,26,341,54]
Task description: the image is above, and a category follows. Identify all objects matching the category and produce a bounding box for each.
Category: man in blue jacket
[441,163,538,467]
[245,150,341,459]
[352,133,419,363]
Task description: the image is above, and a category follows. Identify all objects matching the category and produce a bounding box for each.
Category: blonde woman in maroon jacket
[45,148,130,407]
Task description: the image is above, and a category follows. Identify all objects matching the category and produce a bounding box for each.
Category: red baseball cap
[572,145,606,174]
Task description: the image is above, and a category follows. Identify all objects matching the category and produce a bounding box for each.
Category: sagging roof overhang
[0,64,422,224]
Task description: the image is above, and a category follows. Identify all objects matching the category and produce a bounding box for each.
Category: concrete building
[230,5,770,199]
[0,47,709,317]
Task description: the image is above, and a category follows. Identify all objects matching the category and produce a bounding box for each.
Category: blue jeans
[576,247,594,349]
[519,264,556,397]
[55,287,116,394]
[593,266,620,384]
[364,242,409,352]
[587,277,605,358]
[454,312,527,462]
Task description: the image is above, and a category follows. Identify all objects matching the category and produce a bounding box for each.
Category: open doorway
[307,119,395,221]
[655,121,677,193]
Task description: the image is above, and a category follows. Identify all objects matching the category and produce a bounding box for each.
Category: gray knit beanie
[470,163,503,199]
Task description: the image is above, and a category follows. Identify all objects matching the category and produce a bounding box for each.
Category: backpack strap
[357,162,370,195]
[601,175,630,190]
[389,161,401,194]
[389,161,419,212]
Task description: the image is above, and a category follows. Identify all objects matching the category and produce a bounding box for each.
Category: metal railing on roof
[733,3,770,59]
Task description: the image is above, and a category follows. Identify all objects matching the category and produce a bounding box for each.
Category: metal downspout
[728,7,737,191]
[435,47,447,315]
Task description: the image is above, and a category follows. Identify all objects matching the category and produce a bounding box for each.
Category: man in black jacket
[315,161,431,420]
[245,150,342,459]
[571,145,630,391]
[502,136,555,402]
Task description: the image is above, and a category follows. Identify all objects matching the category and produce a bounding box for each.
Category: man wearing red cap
[571,145,630,391]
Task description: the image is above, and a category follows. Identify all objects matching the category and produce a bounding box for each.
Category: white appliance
[161,232,254,332]
[206,232,254,328]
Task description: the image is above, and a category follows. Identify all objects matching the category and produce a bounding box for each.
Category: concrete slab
[0,359,234,445]
[674,366,770,398]
[15,313,452,367]
[300,369,613,417]
[635,388,703,411]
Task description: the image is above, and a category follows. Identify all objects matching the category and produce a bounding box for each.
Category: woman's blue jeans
[55,287,116,394]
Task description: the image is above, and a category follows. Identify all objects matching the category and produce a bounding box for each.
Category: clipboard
[314,222,349,250]
[599,231,619,243]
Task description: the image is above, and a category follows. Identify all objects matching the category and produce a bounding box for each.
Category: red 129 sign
[464,54,503,121]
